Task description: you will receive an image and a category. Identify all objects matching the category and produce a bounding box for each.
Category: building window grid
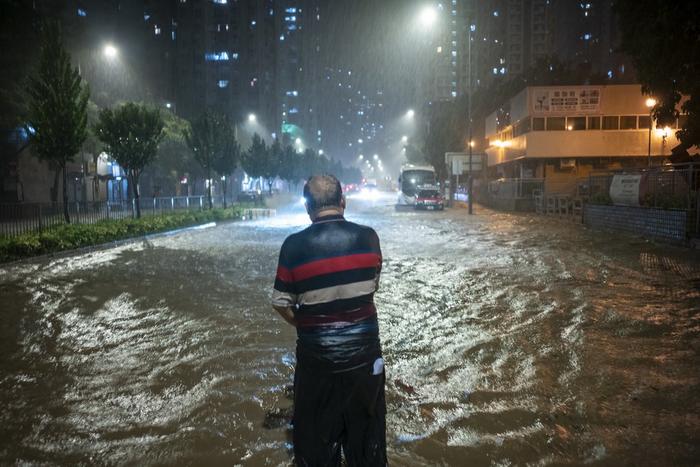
[499,114,680,139]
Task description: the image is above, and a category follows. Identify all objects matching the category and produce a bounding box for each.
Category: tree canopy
[184,111,237,208]
[615,0,700,156]
[26,20,89,222]
[94,102,164,218]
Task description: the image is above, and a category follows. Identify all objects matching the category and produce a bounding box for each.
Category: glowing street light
[358,154,364,160]
[103,44,118,59]
[645,97,657,167]
[401,135,408,143]
[373,154,379,160]
[406,109,415,118]
[295,137,302,145]
[248,113,257,123]
[318,149,324,155]
[419,6,438,28]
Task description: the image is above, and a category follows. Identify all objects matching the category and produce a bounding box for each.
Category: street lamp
[248,113,257,123]
[295,137,302,145]
[466,23,475,215]
[373,154,379,160]
[103,44,118,59]
[318,149,324,155]
[401,135,408,143]
[418,6,438,28]
[645,97,656,167]
[406,109,415,118]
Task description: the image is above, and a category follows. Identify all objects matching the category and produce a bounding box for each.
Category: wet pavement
[1,193,699,466]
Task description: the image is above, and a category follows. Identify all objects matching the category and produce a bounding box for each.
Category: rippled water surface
[1,195,699,465]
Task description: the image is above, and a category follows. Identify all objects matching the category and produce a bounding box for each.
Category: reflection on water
[1,195,699,465]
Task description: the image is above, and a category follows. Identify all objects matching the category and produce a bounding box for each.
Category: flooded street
[1,194,699,465]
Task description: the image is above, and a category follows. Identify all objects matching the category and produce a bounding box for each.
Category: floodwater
[1,193,699,466]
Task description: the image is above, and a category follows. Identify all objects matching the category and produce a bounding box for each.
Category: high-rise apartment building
[425,0,631,103]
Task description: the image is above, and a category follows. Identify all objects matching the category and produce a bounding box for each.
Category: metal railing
[0,195,244,237]
[487,178,545,199]
[586,163,699,212]
[585,163,700,238]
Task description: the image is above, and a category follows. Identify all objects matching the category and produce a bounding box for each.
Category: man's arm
[273,305,297,327]
[272,238,298,327]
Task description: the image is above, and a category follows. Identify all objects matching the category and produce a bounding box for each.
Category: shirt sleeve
[272,238,297,307]
[369,228,382,291]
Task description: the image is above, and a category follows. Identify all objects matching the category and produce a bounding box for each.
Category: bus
[397,164,437,206]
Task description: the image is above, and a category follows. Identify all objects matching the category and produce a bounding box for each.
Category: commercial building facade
[484,84,688,195]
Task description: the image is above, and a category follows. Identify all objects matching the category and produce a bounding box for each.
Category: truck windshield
[401,170,436,197]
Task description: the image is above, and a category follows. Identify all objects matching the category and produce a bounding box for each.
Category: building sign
[445,152,483,175]
[531,87,601,115]
[609,174,642,206]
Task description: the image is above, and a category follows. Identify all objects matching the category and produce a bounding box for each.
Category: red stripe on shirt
[276,265,293,283]
[296,304,377,328]
[291,253,381,282]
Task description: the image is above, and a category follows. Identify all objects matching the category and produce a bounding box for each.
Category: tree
[263,138,282,194]
[210,123,239,208]
[242,133,270,192]
[615,0,700,157]
[184,111,232,209]
[25,21,89,223]
[147,110,193,197]
[278,144,299,191]
[404,143,427,165]
[95,103,164,218]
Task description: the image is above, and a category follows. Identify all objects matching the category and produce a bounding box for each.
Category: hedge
[0,206,244,263]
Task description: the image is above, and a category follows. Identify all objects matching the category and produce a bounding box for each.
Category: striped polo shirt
[272,214,382,370]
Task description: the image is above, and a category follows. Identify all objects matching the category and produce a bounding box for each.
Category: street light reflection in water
[0,198,698,465]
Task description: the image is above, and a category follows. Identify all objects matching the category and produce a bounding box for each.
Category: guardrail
[0,196,244,237]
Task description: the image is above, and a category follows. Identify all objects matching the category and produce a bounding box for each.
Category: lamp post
[645,98,656,167]
[467,23,475,215]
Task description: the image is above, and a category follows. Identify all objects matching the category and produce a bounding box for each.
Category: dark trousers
[293,362,387,467]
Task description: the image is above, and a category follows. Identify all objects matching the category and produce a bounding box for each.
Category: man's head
[303,174,345,219]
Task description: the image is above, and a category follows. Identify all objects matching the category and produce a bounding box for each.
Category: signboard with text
[531,87,601,115]
[445,152,483,175]
[609,174,642,206]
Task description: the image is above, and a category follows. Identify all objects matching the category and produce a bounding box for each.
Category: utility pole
[467,22,474,215]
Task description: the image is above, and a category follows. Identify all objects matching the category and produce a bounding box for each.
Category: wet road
[1,194,699,465]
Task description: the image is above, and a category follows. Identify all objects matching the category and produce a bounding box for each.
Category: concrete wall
[583,204,687,243]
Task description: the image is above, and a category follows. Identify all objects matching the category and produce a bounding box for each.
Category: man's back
[273,213,382,370]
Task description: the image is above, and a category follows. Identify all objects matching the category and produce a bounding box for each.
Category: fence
[487,178,545,199]
[584,162,700,240]
[0,195,243,237]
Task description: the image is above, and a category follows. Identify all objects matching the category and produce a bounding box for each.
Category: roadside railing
[488,178,544,199]
[0,195,242,237]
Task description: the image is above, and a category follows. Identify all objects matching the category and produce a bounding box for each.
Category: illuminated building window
[217,80,229,88]
[78,8,87,16]
[205,52,236,61]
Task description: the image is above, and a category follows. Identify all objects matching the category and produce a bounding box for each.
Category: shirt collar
[313,214,345,223]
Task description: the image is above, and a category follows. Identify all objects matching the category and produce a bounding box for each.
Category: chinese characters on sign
[531,87,601,115]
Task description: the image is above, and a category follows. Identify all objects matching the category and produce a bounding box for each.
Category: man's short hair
[303,174,343,213]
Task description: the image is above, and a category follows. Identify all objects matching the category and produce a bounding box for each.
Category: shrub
[589,192,613,205]
[0,205,245,262]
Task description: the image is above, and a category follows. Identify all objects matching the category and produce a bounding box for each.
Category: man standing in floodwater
[272,174,387,466]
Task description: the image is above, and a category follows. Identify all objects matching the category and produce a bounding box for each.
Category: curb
[0,220,224,267]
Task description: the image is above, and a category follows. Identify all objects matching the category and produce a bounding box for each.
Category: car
[414,188,444,210]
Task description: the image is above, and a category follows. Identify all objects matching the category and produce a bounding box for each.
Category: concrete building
[484,84,689,195]
[424,0,632,104]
